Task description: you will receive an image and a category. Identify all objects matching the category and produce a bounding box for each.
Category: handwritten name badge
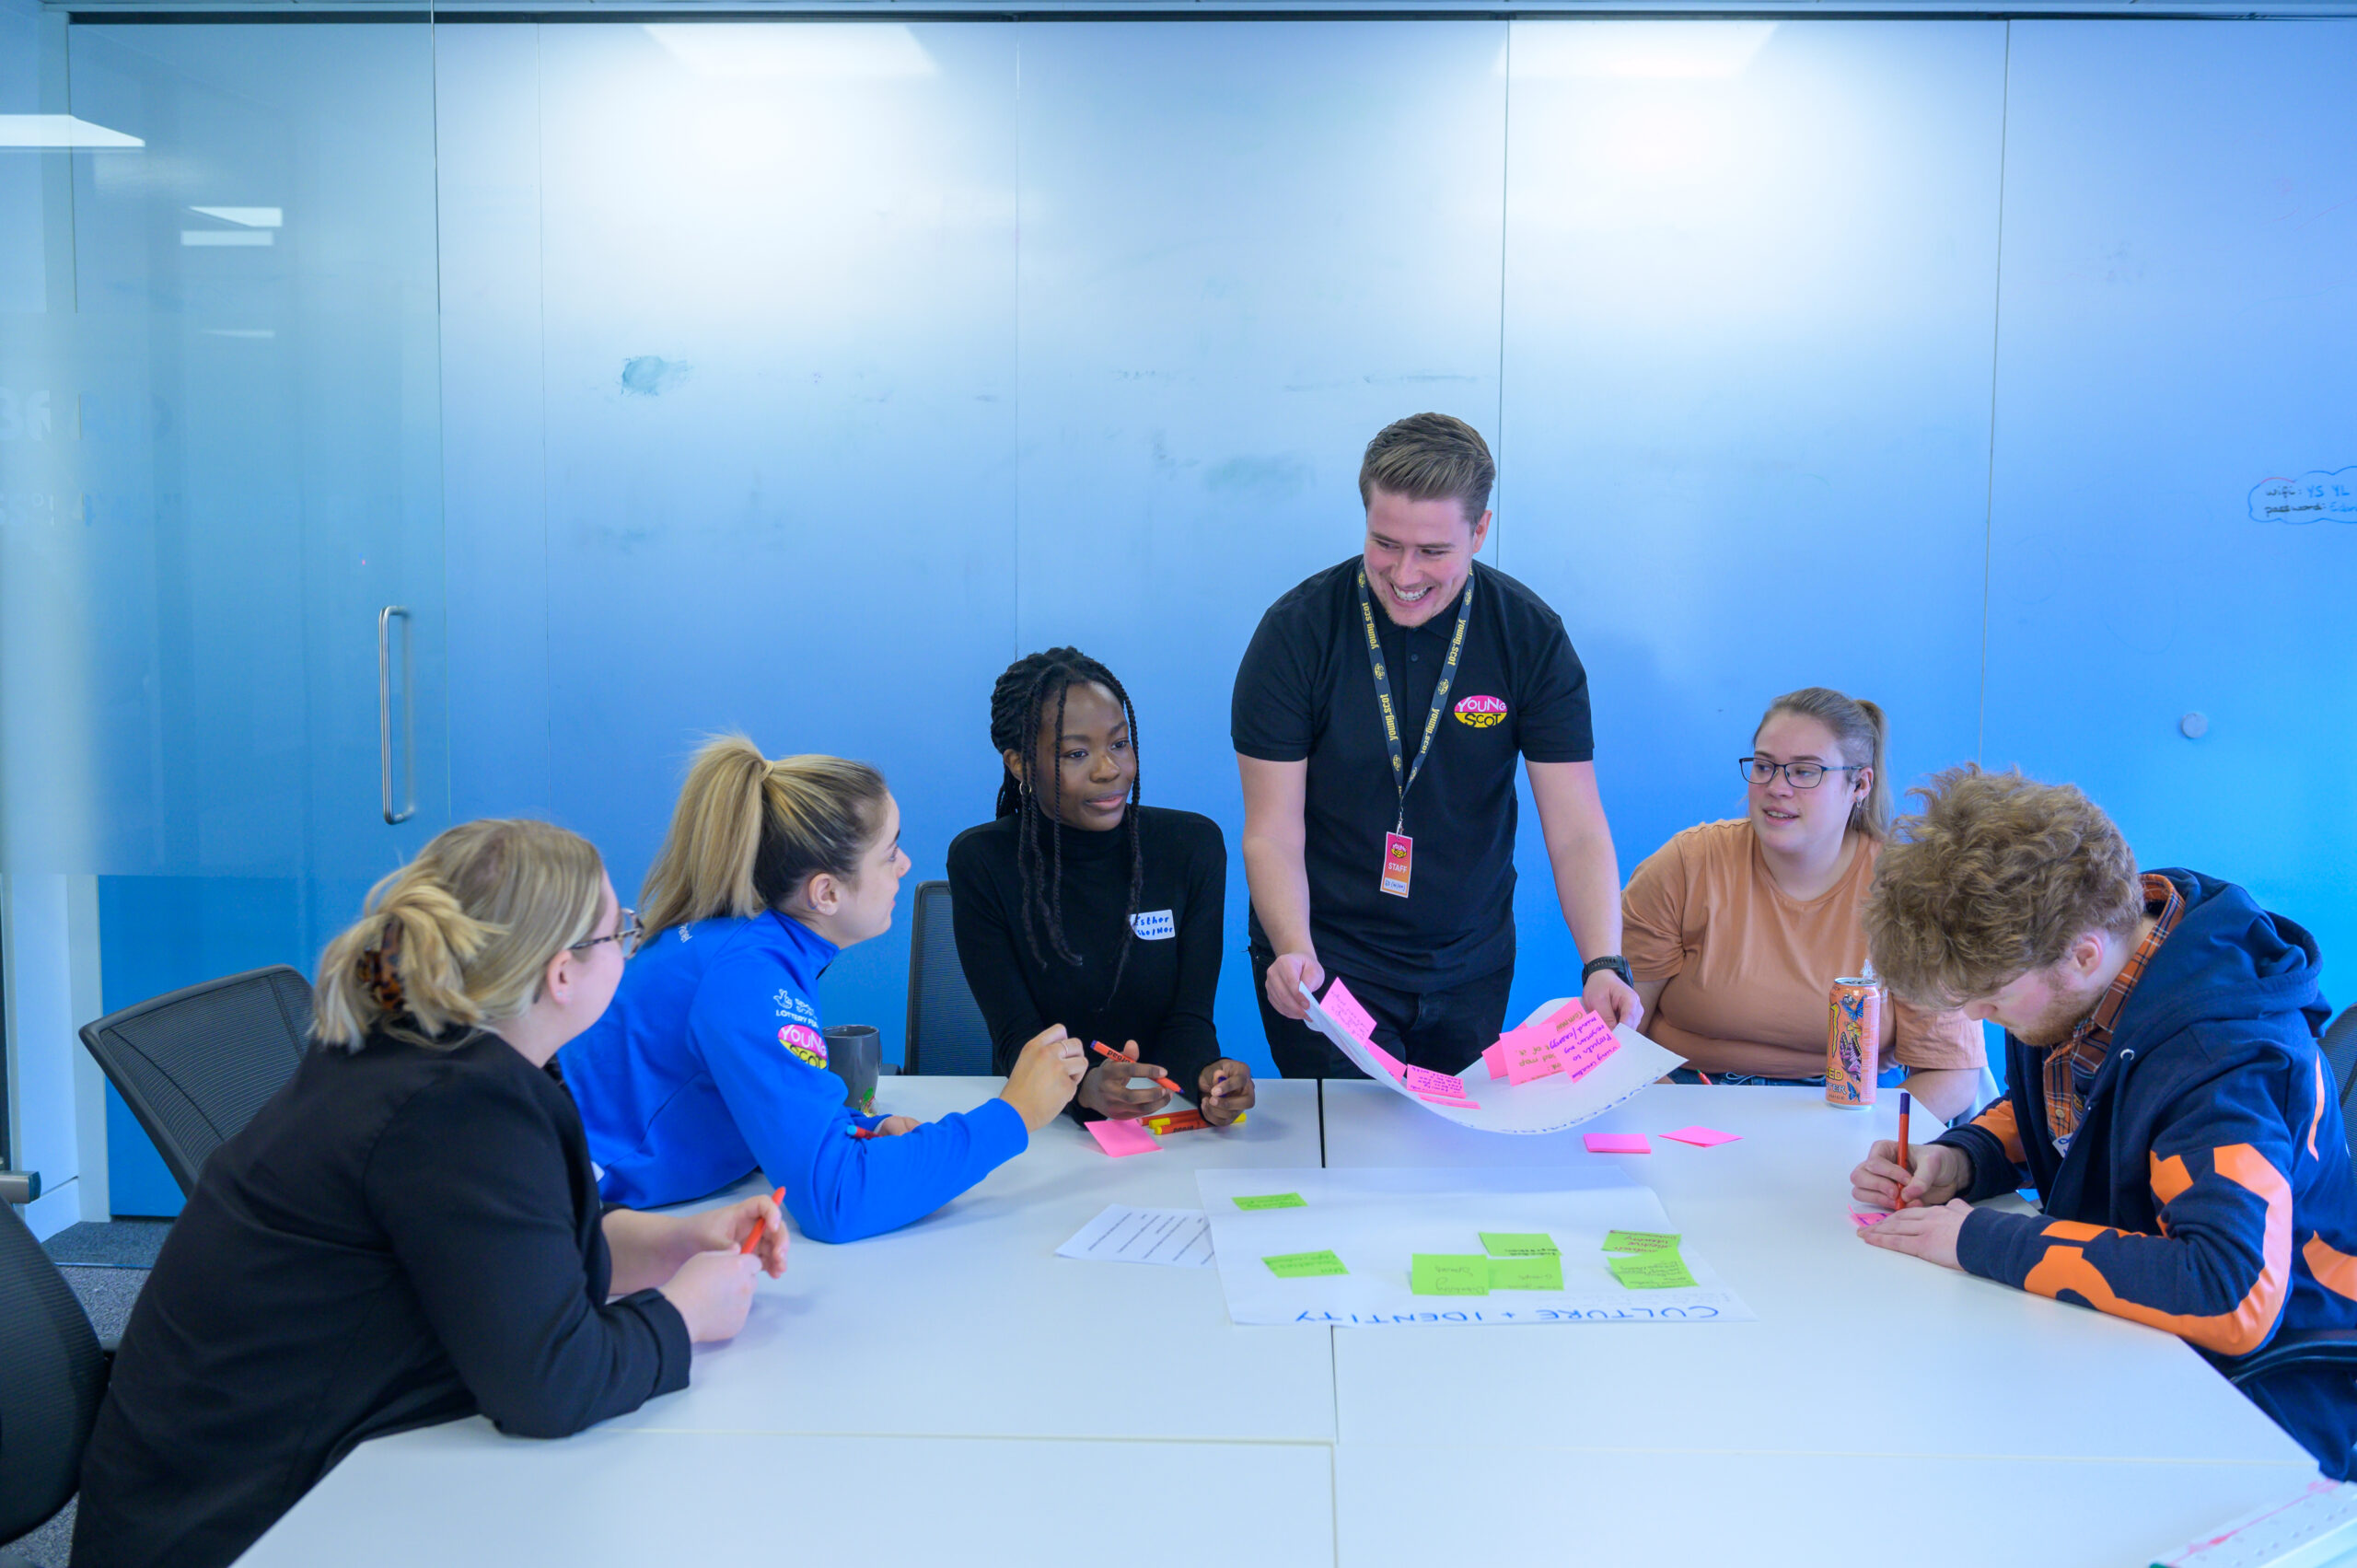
[1131,909,1176,940]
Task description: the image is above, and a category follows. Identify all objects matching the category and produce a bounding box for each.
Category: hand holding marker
[740,1186,787,1256]
[1091,1040,1185,1097]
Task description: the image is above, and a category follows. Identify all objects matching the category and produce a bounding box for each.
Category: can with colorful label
[1825,976,1882,1108]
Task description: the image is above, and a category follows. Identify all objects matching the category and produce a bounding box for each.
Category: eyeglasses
[571,909,642,960]
[1739,758,1862,790]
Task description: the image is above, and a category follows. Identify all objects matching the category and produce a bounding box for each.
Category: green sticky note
[1479,1232,1559,1257]
[1263,1249,1348,1278]
[1233,1192,1307,1211]
[1487,1254,1565,1291]
[1601,1230,1682,1254]
[1608,1250,1697,1290]
[1411,1254,1492,1296]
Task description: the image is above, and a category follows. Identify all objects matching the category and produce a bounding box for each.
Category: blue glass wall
[18,17,2349,1186]
[434,17,2356,1071]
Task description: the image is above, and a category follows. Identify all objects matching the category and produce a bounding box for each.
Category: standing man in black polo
[1232,412,1639,1078]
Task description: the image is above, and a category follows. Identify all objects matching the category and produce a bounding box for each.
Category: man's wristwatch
[1582,955,1634,987]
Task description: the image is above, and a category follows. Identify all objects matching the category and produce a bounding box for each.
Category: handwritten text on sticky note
[1488,1255,1566,1291]
[1608,1251,1697,1290]
[1480,1232,1559,1257]
[1411,1254,1492,1295]
[1601,1230,1681,1253]
[1264,1250,1349,1278]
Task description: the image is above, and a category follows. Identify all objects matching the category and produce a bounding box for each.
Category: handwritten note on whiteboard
[2247,466,2357,524]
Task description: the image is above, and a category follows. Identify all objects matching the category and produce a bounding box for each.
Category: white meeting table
[1321,1078,2321,1567]
[240,1075,2328,1568]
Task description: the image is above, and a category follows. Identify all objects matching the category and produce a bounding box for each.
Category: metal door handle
[378,606,414,824]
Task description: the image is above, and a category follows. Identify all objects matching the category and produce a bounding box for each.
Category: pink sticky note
[1086,1119,1161,1157]
[1481,1040,1508,1078]
[1416,1092,1481,1109]
[1557,1030,1620,1084]
[1403,1065,1467,1098]
[1584,1132,1652,1155]
[1362,1038,1409,1080]
[1321,979,1382,1044]
[1662,1125,1742,1148]
[1543,1000,1588,1030]
[1506,1042,1565,1086]
[1851,1210,1887,1227]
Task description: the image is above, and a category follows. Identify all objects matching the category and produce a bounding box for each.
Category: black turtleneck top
[946,805,1226,1118]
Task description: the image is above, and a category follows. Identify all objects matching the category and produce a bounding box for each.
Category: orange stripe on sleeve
[2310,1057,2326,1163]
[2019,1144,2292,1357]
[2042,1219,2115,1242]
[2305,1236,2357,1303]
[1972,1098,2026,1166]
[2151,1153,2194,1206]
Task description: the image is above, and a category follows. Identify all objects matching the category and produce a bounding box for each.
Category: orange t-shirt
[1620,819,1983,1079]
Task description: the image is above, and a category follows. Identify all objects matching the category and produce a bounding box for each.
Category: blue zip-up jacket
[562,912,1028,1242]
[1933,869,2357,1479]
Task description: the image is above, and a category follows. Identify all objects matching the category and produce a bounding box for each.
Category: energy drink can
[1826,976,1882,1108]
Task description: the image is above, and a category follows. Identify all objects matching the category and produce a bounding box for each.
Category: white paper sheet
[1198,1167,1754,1327]
[1300,989,1688,1135]
[1054,1204,1216,1267]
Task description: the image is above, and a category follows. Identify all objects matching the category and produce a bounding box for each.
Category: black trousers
[1249,939,1515,1080]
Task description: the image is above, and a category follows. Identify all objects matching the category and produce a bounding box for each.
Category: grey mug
[824,1025,882,1113]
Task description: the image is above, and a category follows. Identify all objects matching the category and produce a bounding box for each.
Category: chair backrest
[903,880,995,1076]
[2328,1006,2357,1162]
[78,965,315,1197]
[0,1201,110,1542]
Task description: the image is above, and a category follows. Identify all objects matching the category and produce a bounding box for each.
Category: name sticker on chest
[1131,910,1177,940]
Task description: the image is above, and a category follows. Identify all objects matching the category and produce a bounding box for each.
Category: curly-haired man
[1850,765,2357,1480]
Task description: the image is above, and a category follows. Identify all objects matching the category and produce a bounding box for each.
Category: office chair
[79,965,315,1197]
[0,1201,111,1567]
[902,881,997,1076]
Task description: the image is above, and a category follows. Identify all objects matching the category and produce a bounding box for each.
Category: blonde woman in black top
[73,819,787,1568]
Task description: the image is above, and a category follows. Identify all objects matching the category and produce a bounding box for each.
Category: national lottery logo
[778,1024,828,1070]
[1454,694,1507,728]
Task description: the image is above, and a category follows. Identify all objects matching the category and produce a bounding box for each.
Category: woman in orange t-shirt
[1620,687,1984,1121]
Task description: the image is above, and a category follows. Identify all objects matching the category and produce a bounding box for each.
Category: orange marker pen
[739,1186,786,1255]
[1895,1091,1913,1209]
[1091,1040,1183,1097]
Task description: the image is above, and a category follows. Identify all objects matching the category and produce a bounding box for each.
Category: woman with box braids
[952,648,1257,1127]
[989,647,1144,990]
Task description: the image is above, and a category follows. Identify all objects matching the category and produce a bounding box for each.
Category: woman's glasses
[570,908,643,960]
[1739,758,1861,790]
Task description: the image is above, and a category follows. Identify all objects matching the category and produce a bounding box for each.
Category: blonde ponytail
[639,736,888,940]
[314,819,606,1051]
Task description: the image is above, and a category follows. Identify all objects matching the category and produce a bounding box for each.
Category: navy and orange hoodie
[1933,868,2357,1480]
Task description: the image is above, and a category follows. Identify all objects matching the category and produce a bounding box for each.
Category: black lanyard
[1355,566,1475,836]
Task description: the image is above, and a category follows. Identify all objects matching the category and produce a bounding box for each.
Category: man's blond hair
[1864,765,2143,1008]
[1358,412,1494,526]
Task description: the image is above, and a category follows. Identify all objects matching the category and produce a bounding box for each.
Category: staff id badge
[1380,832,1413,898]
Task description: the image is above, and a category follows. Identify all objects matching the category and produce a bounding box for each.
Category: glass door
[0,13,447,1217]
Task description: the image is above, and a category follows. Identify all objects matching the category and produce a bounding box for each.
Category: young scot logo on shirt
[778,1023,828,1069]
[1132,910,1176,940]
[1454,694,1507,728]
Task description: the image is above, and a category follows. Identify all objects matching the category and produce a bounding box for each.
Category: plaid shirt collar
[2042,873,2184,1154]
